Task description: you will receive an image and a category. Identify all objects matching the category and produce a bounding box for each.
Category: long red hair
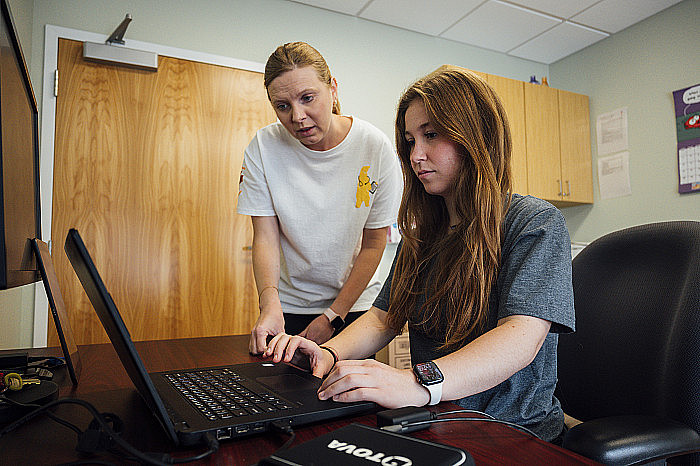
[387,66,512,350]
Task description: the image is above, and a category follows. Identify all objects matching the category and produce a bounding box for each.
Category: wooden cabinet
[487,74,528,195]
[438,64,592,206]
[524,83,593,206]
[558,89,593,204]
[524,82,563,201]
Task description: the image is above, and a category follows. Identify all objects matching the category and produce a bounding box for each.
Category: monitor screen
[0,0,41,289]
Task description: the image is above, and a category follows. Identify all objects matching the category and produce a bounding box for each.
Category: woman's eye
[276,103,289,111]
[425,131,438,140]
[405,139,415,148]
[302,94,314,103]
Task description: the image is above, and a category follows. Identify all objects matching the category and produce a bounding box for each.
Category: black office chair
[557,221,700,465]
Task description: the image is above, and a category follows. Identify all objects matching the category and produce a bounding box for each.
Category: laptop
[63,228,376,447]
[32,238,81,385]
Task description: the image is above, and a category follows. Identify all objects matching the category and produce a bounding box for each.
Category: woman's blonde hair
[387,66,513,350]
[264,42,340,115]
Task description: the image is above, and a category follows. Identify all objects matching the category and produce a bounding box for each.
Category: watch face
[330,316,344,330]
[413,361,444,385]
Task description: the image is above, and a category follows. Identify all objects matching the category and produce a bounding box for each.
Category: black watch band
[323,308,345,330]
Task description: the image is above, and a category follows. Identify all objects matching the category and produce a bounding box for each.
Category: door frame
[33,25,265,346]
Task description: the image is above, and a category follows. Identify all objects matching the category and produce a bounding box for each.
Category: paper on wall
[598,152,632,200]
[596,107,628,156]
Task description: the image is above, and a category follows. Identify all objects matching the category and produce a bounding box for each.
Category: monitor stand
[32,239,81,385]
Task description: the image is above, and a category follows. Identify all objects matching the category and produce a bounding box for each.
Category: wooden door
[524,83,561,202]
[559,90,593,203]
[487,74,528,195]
[51,39,276,345]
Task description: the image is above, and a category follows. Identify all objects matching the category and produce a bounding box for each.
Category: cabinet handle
[558,180,563,196]
[565,180,571,197]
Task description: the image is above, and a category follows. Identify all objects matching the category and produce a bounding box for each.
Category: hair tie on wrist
[319,346,338,371]
[258,285,278,300]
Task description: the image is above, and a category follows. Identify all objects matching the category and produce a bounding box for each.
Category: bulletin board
[673,84,700,194]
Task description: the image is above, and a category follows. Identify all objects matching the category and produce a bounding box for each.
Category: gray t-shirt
[373,194,575,441]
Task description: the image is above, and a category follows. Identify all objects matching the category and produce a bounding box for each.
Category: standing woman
[265,66,575,443]
[238,42,402,354]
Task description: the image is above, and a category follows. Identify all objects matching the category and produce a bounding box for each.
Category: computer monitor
[0,0,41,290]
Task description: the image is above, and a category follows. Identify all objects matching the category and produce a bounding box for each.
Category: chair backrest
[557,221,700,434]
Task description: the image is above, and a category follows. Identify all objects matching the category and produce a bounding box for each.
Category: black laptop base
[151,364,377,446]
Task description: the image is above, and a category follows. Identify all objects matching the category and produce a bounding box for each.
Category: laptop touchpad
[257,374,319,394]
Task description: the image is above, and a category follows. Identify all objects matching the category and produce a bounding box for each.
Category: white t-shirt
[237,117,402,315]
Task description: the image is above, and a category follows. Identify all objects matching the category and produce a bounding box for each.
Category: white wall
[551,0,700,243]
[7,0,31,58]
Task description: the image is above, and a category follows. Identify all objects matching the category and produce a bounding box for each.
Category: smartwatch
[323,308,345,330]
[412,361,444,406]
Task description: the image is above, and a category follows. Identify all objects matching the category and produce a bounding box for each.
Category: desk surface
[1,335,597,465]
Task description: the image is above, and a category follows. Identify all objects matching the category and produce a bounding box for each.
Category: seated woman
[264,66,575,443]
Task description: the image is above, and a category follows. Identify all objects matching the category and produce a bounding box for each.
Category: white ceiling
[285,0,683,64]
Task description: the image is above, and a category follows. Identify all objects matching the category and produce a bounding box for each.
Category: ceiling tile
[359,0,484,36]
[288,0,371,16]
[506,0,600,19]
[441,0,560,53]
[571,0,683,33]
[509,21,609,64]
[282,0,683,63]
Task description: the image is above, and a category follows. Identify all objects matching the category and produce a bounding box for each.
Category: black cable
[0,397,219,465]
[381,414,541,440]
[57,460,117,466]
[435,408,538,437]
[270,419,296,451]
[171,432,218,463]
[278,430,296,451]
[27,356,66,368]
[0,394,82,434]
[436,408,495,420]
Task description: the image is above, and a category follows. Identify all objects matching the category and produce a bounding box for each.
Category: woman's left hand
[298,315,335,345]
[317,359,430,409]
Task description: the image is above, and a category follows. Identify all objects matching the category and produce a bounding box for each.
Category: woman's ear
[330,77,338,101]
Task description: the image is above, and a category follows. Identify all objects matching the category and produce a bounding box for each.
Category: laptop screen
[64,228,179,444]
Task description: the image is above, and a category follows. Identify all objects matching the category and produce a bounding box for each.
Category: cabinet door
[559,90,593,203]
[487,74,527,195]
[524,83,561,201]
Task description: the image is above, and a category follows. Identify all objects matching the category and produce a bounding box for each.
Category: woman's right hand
[263,333,335,379]
[249,302,285,355]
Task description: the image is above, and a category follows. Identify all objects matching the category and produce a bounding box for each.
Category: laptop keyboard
[165,368,295,421]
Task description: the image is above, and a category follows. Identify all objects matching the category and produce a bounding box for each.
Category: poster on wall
[673,84,700,194]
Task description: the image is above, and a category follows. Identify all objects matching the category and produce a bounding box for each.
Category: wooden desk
[1,335,597,464]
